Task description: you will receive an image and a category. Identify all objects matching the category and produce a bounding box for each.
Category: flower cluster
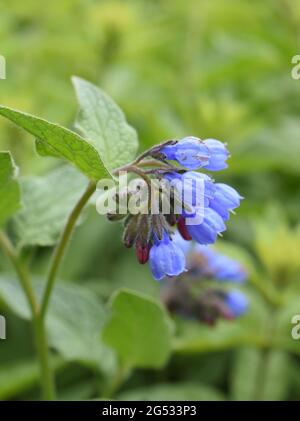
[108,136,243,281]
[162,236,248,325]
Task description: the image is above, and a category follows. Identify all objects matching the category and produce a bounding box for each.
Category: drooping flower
[209,183,243,221]
[186,208,226,245]
[202,138,229,171]
[193,244,247,282]
[107,133,242,281]
[161,238,249,325]
[149,231,186,281]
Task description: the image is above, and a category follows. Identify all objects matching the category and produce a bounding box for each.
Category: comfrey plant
[162,234,248,325]
[103,136,243,281]
[0,78,243,400]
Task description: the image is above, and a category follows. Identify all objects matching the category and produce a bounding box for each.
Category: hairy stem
[40,180,96,319]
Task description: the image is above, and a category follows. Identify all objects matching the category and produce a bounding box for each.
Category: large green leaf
[13,165,89,247]
[0,278,115,374]
[0,152,21,227]
[102,289,174,369]
[72,77,138,170]
[0,105,112,181]
[117,382,224,401]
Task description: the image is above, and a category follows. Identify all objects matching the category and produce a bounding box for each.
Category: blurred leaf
[0,277,116,374]
[230,348,290,401]
[102,289,174,369]
[0,105,112,180]
[272,293,300,356]
[72,77,138,170]
[230,347,262,400]
[45,283,115,374]
[117,382,224,401]
[254,207,300,281]
[0,357,64,400]
[13,166,88,247]
[0,151,21,227]
[259,350,290,401]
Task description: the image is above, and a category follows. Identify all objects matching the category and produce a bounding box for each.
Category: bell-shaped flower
[149,231,186,281]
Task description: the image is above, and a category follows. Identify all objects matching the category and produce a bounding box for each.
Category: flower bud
[122,214,139,248]
[107,212,126,221]
[136,242,151,264]
[177,216,192,241]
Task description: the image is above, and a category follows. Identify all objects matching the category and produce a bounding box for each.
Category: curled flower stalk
[107,136,243,281]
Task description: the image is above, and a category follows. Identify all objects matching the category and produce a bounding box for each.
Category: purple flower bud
[149,231,186,281]
[202,139,229,171]
[160,137,210,170]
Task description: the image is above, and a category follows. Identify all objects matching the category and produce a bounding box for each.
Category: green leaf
[0,152,21,227]
[102,288,174,369]
[260,350,290,401]
[0,277,116,374]
[0,105,112,181]
[230,347,262,400]
[0,357,64,400]
[117,382,224,401]
[72,77,138,170]
[230,348,291,401]
[13,165,89,247]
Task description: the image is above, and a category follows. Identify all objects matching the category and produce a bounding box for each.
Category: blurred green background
[1,0,300,401]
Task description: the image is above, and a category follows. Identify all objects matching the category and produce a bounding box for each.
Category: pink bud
[177,216,192,241]
[136,243,151,264]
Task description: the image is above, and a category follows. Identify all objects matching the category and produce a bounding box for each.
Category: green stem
[0,231,38,315]
[40,181,96,319]
[33,316,56,400]
[0,231,55,400]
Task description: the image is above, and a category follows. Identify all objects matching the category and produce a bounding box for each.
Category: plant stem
[0,231,38,316]
[0,231,55,400]
[40,180,96,319]
[33,316,56,400]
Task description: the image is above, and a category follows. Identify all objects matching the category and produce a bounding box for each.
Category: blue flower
[149,231,186,280]
[164,171,214,217]
[172,230,193,255]
[182,171,215,208]
[186,208,226,245]
[225,290,248,316]
[160,137,210,170]
[209,183,243,221]
[194,244,247,282]
[202,139,229,171]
